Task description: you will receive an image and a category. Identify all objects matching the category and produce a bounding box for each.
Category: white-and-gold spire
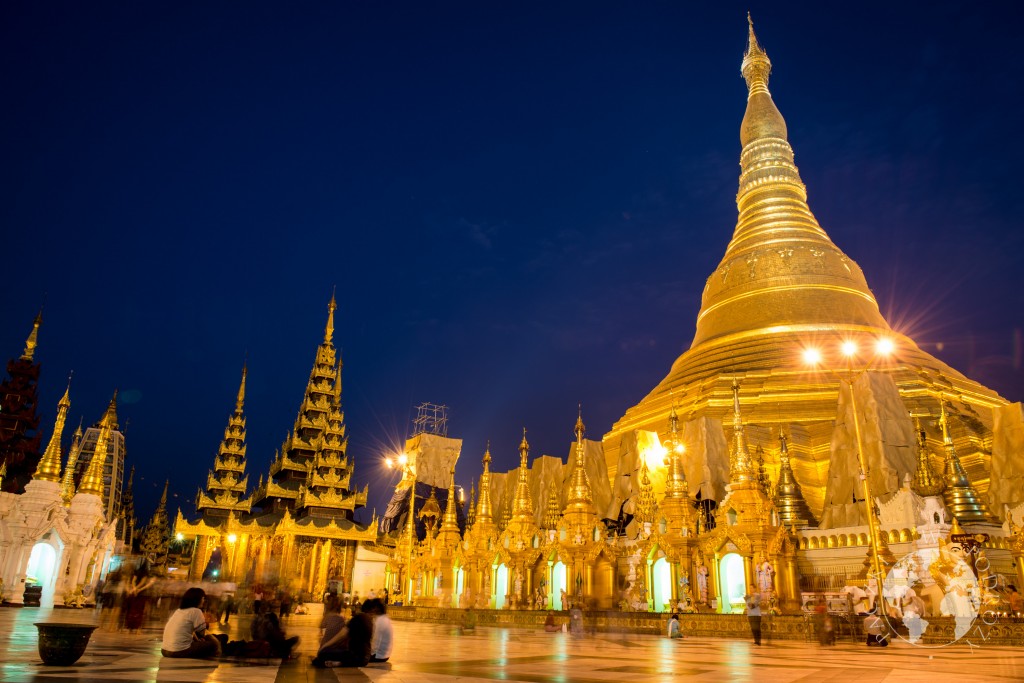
[34,378,72,483]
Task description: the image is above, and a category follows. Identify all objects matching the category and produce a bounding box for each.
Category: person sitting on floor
[251,603,299,658]
[544,611,560,633]
[161,587,222,659]
[366,598,393,663]
[313,599,374,668]
[667,613,683,639]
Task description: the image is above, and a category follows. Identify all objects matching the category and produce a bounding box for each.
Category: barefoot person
[161,587,222,659]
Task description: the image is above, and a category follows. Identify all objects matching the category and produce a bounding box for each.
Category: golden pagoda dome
[603,16,1008,521]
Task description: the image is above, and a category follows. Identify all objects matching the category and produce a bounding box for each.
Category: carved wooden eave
[214,455,246,473]
[700,524,754,557]
[269,453,308,477]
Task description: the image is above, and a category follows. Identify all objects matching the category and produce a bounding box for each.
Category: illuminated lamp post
[386,453,416,605]
[803,337,896,606]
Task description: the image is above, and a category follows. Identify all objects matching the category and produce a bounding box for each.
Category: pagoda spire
[565,407,595,514]
[543,487,561,531]
[727,379,756,488]
[34,378,71,483]
[687,16,888,349]
[662,405,689,500]
[197,364,251,516]
[21,310,42,361]
[466,478,476,529]
[77,391,118,498]
[910,417,945,497]
[511,429,533,517]
[938,398,993,523]
[236,362,247,410]
[436,468,462,547]
[60,419,83,505]
[772,432,817,528]
[475,443,495,526]
[324,289,337,344]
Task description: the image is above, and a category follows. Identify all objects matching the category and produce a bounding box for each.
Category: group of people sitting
[159,587,392,667]
[313,596,393,668]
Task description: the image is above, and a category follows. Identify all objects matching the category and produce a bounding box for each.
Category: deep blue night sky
[1,2,1021,524]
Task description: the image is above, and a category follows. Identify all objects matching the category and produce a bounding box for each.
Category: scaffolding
[412,402,449,437]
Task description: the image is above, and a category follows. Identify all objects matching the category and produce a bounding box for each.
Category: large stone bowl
[34,623,97,666]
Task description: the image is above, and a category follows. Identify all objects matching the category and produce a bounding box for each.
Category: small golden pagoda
[496,431,542,608]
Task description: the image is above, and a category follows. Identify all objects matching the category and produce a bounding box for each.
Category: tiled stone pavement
[1,607,1021,682]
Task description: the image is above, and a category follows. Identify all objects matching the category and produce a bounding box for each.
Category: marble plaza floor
[0,607,1021,683]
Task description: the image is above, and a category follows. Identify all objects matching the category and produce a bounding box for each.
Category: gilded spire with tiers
[21,311,41,361]
[252,294,365,519]
[727,379,756,488]
[772,432,817,528]
[475,444,495,526]
[511,429,533,518]
[938,399,993,523]
[77,391,118,498]
[436,469,462,548]
[60,420,83,505]
[34,379,71,483]
[662,406,689,500]
[197,364,251,515]
[911,417,945,497]
[564,408,595,515]
[659,405,694,535]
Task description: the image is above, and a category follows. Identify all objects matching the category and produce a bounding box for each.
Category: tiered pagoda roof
[196,365,252,517]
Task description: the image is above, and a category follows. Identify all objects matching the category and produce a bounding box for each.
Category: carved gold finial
[21,310,42,361]
[324,290,337,343]
[236,363,247,410]
[0,461,6,489]
[741,13,772,97]
[35,378,72,482]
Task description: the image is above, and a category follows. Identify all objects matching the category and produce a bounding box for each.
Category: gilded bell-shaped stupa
[603,16,1010,522]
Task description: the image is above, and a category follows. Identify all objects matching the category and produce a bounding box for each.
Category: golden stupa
[603,16,1009,526]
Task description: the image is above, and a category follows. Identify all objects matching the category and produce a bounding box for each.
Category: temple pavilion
[175,294,377,596]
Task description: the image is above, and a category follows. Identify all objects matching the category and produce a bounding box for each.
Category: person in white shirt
[367,599,393,663]
[162,587,221,658]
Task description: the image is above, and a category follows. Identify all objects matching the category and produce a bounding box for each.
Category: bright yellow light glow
[674,443,685,454]
[876,338,895,356]
[841,341,858,357]
[385,457,394,468]
[398,453,408,466]
[803,348,822,365]
[227,533,237,543]
[642,444,668,470]
[175,532,184,541]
